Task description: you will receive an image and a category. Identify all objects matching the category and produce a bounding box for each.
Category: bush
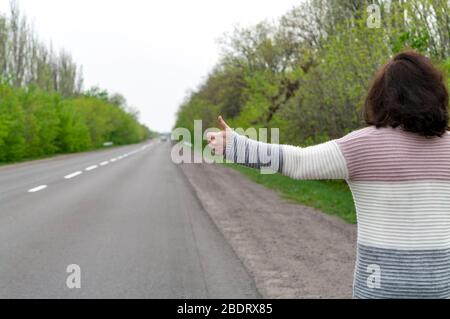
[0,84,150,163]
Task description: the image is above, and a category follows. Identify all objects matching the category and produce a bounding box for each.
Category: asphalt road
[0,140,258,298]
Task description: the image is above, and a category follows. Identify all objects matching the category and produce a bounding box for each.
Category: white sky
[0,0,300,132]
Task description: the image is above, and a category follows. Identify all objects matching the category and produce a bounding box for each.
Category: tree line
[175,0,450,146]
[0,1,153,163]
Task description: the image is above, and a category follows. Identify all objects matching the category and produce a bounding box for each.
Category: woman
[207,51,450,299]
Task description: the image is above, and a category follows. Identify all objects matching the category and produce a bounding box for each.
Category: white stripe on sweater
[225,131,348,179]
[349,181,450,250]
[281,141,348,180]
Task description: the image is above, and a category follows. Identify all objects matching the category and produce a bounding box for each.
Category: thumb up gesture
[207,116,230,156]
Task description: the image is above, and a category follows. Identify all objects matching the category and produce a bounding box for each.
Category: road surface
[0,140,258,298]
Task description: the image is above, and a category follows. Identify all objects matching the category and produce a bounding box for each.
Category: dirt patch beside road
[180,161,357,298]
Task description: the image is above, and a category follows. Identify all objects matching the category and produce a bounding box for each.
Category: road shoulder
[180,161,356,298]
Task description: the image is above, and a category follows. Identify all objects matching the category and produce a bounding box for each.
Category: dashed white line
[25,145,152,193]
[28,185,48,193]
[64,171,83,179]
[85,165,98,171]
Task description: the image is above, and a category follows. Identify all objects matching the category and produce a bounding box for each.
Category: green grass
[225,163,357,224]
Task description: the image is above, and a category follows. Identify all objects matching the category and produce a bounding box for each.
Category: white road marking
[64,171,82,179]
[28,185,48,193]
[26,145,153,193]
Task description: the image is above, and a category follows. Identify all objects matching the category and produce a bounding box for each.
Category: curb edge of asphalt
[175,160,263,299]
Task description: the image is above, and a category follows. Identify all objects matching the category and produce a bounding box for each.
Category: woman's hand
[207,116,230,156]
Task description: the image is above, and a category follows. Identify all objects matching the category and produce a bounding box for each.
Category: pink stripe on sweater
[336,126,450,181]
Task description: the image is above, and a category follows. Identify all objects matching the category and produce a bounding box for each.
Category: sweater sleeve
[225,130,349,180]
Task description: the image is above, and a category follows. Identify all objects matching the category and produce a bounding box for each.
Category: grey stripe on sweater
[354,244,450,299]
[226,132,283,173]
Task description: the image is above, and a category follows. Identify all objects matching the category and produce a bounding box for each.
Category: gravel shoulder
[180,161,357,298]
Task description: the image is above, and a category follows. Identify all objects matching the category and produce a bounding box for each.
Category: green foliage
[0,83,151,163]
[391,28,430,54]
[0,84,26,161]
[56,100,92,153]
[175,0,449,147]
[20,88,61,157]
[444,58,450,88]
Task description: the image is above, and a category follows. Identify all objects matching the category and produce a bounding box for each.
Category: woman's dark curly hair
[363,50,449,137]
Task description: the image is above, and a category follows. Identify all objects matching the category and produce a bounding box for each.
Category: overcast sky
[0,0,300,132]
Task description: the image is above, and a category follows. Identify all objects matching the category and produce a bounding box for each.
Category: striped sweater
[225,125,450,299]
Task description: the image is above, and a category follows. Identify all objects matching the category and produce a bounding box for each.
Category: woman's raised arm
[207,116,349,180]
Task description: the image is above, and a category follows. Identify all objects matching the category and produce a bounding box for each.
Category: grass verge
[225,163,356,224]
